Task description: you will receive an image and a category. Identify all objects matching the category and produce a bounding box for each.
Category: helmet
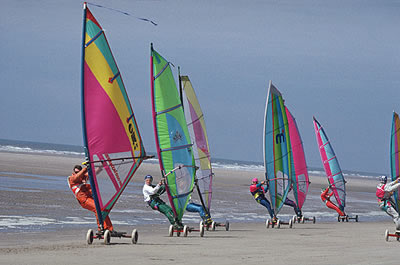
[379,175,388,184]
[252,178,259,183]
[144,175,153,180]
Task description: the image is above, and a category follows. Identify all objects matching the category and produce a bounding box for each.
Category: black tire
[225,220,230,231]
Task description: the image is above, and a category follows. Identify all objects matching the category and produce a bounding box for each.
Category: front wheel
[385,229,389,242]
[86,229,94,245]
[276,220,281,229]
[289,219,293,229]
[131,229,138,244]
[200,224,205,237]
[168,225,174,237]
[104,230,111,245]
[183,225,189,237]
[225,220,230,231]
[266,219,270,229]
[313,216,316,224]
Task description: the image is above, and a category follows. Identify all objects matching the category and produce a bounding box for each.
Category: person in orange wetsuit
[68,165,113,232]
[320,186,346,217]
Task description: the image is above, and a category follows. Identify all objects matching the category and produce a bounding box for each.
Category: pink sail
[286,107,309,209]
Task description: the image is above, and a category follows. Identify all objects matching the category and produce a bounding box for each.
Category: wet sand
[0,152,398,265]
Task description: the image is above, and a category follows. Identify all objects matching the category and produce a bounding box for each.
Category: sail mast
[81,2,104,229]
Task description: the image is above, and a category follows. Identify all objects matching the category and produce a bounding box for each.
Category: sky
[1,0,399,174]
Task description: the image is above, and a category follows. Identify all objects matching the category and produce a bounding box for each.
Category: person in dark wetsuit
[249,178,276,220]
[283,184,302,218]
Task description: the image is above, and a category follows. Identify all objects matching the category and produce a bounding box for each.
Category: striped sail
[150,45,195,221]
[286,107,309,210]
[390,112,400,211]
[81,4,145,225]
[263,81,293,214]
[313,117,346,211]
[180,75,213,211]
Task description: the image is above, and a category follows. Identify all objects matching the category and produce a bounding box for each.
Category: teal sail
[263,81,293,214]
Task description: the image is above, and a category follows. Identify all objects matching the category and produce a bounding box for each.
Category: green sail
[150,44,195,221]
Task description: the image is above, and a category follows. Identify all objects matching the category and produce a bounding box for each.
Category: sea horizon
[0,138,384,180]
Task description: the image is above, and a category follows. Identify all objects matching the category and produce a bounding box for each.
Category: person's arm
[384,178,400,192]
[144,183,161,195]
[69,167,88,183]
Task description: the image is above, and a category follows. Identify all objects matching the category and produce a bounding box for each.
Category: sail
[313,117,346,211]
[390,112,400,211]
[286,107,309,210]
[180,75,213,211]
[263,81,293,214]
[150,45,195,221]
[80,4,146,226]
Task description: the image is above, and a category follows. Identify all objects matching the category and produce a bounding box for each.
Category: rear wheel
[289,219,293,229]
[276,220,281,229]
[313,216,316,224]
[266,219,270,229]
[385,229,389,242]
[345,216,349,222]
[131,229,138,244]
[355,215,359,222]
[337,216,340,222]
[225,220,230,231]
[211,221,216,231]
[301,216,305,224]
[86,229,94,245]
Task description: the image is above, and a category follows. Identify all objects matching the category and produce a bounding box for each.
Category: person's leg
[326,200,345,216]
[150,199,176,225]
[186,203,206,220]
[80,197,113,231]
[258,198,275,218]
[284,198,302,217]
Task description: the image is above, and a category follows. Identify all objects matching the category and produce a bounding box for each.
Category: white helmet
[379,175,388,184]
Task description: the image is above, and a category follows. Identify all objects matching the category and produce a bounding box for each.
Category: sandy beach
[0,152,398,265]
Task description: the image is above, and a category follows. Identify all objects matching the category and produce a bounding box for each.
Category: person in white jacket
[376,175,400,229]
[142,175,181,227]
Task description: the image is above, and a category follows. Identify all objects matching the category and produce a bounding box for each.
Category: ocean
[0,138,383,179]
[0,138,390,232]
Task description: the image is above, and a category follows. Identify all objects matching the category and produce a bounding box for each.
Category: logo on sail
[276,129,285,144]
[173,131,182,142]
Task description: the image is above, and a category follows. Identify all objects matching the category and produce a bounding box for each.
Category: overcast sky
[1,0,399,173]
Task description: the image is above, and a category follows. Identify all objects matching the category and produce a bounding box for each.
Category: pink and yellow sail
[80,3,148,227]
[180,75,213,211]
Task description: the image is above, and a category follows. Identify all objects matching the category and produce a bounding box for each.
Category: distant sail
[150,45,195,221]
[80,4,147,226]
[263,81,292,214]
[286,107,309,210]
[390,112,400,211]
[313,117,346,211]
[180,75,213,211]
